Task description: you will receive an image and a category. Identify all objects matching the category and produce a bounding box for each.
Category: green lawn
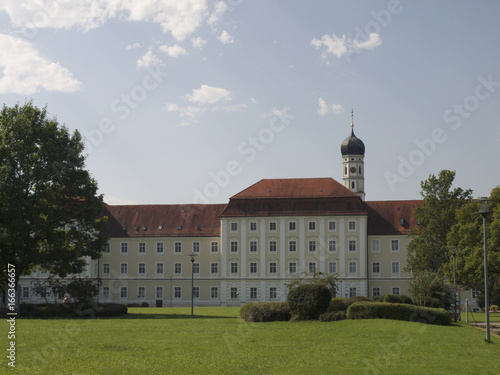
[3,307,499,374]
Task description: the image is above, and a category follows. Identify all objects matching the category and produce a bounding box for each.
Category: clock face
[350,167,356,173]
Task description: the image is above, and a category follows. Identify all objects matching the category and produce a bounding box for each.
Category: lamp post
[451,247,457,322]
[479,197,490,343]
[189,253,198,319]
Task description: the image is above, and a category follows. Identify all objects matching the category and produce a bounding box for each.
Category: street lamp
[451,247,457,322]
[189,253,198,319]
[479,197,490,342]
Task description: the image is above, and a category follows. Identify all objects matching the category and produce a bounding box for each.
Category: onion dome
[341,111,365,156]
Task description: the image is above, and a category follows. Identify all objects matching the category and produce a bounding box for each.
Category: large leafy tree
[406,170,472,274]
[0,101,107,296]
[446,187,500,298]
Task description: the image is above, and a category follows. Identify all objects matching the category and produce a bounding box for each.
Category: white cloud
[217,30,234,44]
[165,85,249,126]
[208,1,228,29]
[185,84,231,105]
[317,98,342,116]
[1,0,210,41]
[0,33,81,94]
[137,50,164,69]
[311,33,381,59]
[126,42,141,50]
[159,44,188,57]
[250,97,258,104]
[191,36,206,50]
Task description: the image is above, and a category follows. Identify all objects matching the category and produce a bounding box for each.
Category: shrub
[127,303,140,307]
[373,294,413,305]
[140,302,149,308]
[287,284,331,320]
[490,305,499,312]
[17,303,127,318]
[240,302,290,322]
[346,302,451,326]
[327,296,374,313]
[319,311,346,322]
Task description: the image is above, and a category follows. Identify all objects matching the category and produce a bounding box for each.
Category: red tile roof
[222,178,367,217]
[364,200,423,235]
[230,178,360,199]
[102,204,226,238]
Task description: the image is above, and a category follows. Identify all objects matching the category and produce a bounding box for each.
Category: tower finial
[351,109,354,128]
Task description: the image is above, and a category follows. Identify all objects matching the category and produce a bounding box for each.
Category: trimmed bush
[140,302,149,308]
[287,284,331,320]
[346,302,451,326]
[240,302,290,322]
[327,296,374,313]
[373,294,413,305]
[319,311,346,322]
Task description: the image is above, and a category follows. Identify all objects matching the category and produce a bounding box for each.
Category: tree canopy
[406,170,472,274]
[446,187,500,293]
[0,101,107,289]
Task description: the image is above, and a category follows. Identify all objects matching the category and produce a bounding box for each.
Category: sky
[0,0,499,205]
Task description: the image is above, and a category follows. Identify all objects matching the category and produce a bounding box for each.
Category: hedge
[346,302,451,326]
[328,296,374,313]
[373,294,413,305]
[240,302,290,322]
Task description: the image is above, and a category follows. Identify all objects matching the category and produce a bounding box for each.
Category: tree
[446,187,500,301]
[408,271,453,310]
[31,276,67,304]
[287,272,337,297]
[65,277,99,307]
[0,101,107,303]
[406,170,472,274]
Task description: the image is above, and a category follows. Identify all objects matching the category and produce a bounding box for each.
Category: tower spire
[351,109,354,128]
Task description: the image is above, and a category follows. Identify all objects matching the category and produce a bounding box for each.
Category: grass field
[3,307,499,374]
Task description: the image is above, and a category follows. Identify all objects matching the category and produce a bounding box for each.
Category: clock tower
[341,110,366,200]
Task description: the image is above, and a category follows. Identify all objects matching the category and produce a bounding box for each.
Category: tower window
[359,166,362,174]
[344,167,347,175]
[351,181,355,189]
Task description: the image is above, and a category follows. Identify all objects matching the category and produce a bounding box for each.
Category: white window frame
[270,287,277,299]
[192,241,200,254]
[156,263,164,276]
[102,286,110,300]
[249,222,257,232]
[328,239,337,252]
[372,262,380,274]
[289,262,297,274]
[249,240,258,253]
[269,240,277,253]
[372,287,381,297]
[120,263,128,275]
[230,222,238,232]
[137,286,145,298]
[348,261,357,274]
[250,262,258,274]
[156,242,164,254]
[156,286,163,299]
[211,262,218,275]
[210,287,218,299]
[289,239,297,252]
[230,262,238,274]
[328,261,337,274]
[328,220,336,231]
[211,241,219,253]
[269,262,277,274]
[391,261,400,275]
[138,263,146,276]
[174,287,182,299]
[308,221,316,231]
[392,287,400,295]
[348,220,356,231]
[371,239,380,253]
[138,242,146,254]
[103,263,110,275]
[174,263,182,275]
[174,242,182,254]
[120,242,128,254]
[391,240,400,252]
[289,221,296,231]
[120,286,127,299]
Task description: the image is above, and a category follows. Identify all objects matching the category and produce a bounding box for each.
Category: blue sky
[1,0,499,205]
